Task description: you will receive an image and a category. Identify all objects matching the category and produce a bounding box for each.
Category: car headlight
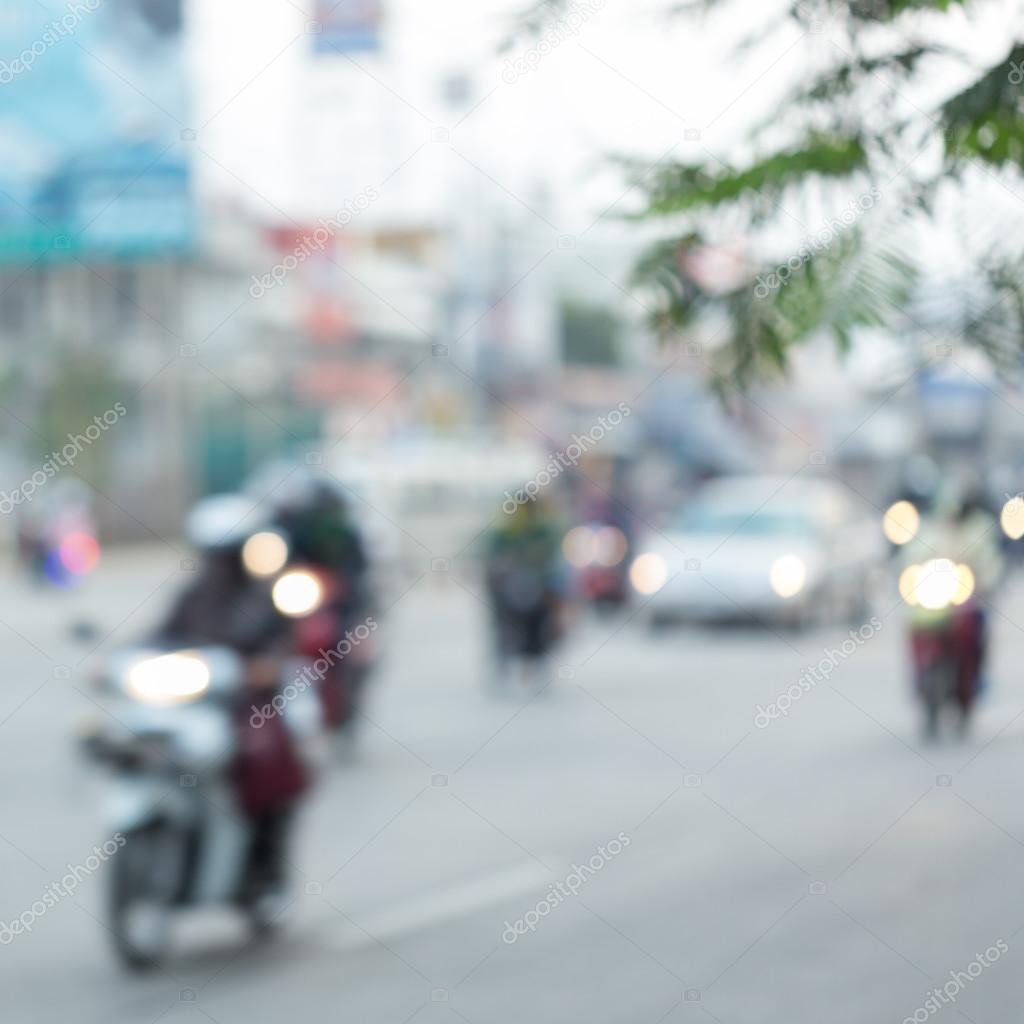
[272,569,324,617]
[882,501,920,545]
[769,554,806,598]
[127,653,210,706]
[242,530,289,577]
[629,553,668,595]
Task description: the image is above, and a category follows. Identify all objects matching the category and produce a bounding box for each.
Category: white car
[630,475,883,628]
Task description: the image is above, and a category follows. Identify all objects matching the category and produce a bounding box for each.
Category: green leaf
[641,133,868,217]
[942,44,1024,169]
[632,228,918,387]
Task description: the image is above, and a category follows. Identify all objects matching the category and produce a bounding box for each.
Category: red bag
[294,610,339,657]
[233,705,309,816]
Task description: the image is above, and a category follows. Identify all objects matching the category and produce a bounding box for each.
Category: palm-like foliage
[524,0,1024,384]
[634,227,917,385]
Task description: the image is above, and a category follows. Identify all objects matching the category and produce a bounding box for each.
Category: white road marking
[335,859,552,946]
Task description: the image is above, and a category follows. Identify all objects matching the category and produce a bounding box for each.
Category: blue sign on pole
[0,0,193,263]
[313,0,383,55]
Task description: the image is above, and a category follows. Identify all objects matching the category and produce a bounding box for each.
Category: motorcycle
[19,519,101,586]
[246,533,376,733]
[899,557,982,738]
[291,604,375,731]
[81,644,317,968]
[486,563,564,682]
[261,559,365,731]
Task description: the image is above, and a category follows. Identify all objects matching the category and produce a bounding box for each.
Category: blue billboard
[0,0,193,263]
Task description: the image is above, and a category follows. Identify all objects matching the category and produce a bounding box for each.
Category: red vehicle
[562,522,632,611]
[268,562,374,731]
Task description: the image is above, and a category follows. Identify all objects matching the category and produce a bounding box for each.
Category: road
[1,546,1024,1023]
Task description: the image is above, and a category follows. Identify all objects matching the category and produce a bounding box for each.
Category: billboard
[0,0,193,263]
[313,0,383,55]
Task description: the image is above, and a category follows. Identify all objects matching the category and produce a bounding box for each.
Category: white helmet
[185,494,263,550]
[245,461,322,514]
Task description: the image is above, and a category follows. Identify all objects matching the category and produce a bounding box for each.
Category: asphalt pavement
[2,546,1024,1023]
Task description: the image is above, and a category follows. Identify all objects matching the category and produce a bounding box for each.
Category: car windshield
[677,504,820,538]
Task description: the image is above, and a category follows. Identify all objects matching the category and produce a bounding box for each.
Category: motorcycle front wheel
[919,660,955,741]
[109,824,178,969]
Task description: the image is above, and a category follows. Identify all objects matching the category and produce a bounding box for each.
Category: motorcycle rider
[950,486,1002,692]
[900,483,1003,736]
[274,476,373,731]
[277,478,370,605]
[153,495,313,909]
[484,496,567,684]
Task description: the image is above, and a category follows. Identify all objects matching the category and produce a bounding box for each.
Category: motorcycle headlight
[899,564,921,606]
[629,552,668,595]
[127,653,211,706]
[910,558,960,611]
[1000,496,1024,540]
[242,530,289,577]
[769,554,806,598]
[272,569,324,617]
[882,501,919,546]
[952,563,975,606]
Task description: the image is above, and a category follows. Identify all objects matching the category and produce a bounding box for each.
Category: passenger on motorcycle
[273,477,373,731]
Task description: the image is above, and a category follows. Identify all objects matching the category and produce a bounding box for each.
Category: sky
[186,0,780,228]
[184,0,1019,231]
